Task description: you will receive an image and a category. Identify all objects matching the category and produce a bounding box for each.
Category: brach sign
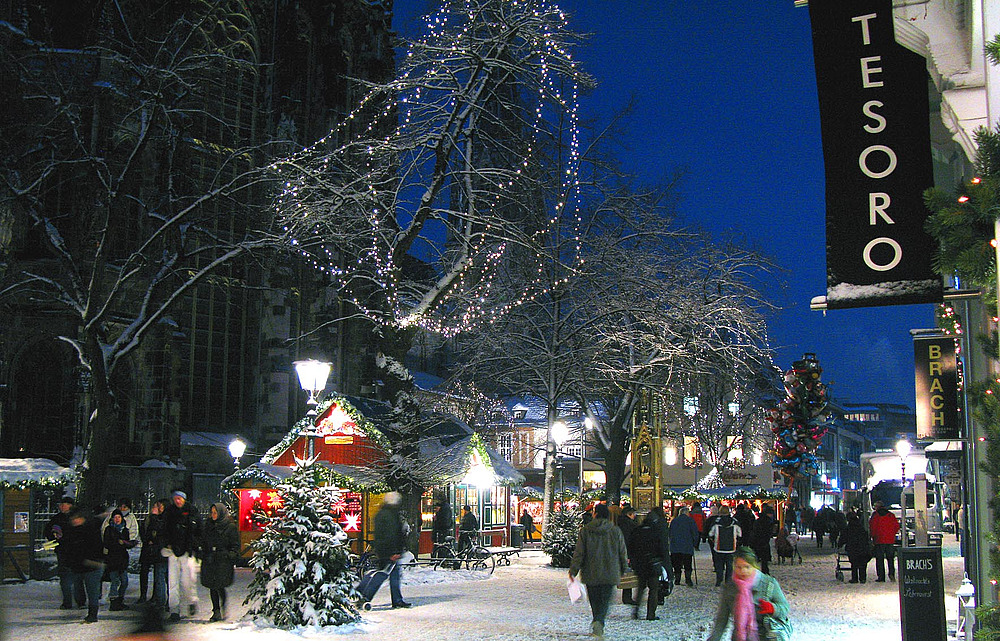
[808,0,941,309]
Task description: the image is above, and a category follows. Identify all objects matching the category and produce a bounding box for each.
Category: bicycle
[348,539,381,579]
[431,531,495,576]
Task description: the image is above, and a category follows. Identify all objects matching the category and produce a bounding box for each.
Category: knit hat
[172,490,187,500]
[59,496,75,505]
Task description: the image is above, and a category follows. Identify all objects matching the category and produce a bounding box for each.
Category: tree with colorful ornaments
[768,353,833,484]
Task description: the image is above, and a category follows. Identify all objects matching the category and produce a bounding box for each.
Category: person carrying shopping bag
[569,504,629,638]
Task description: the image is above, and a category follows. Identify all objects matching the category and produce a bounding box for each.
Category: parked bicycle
[431,531,495,575]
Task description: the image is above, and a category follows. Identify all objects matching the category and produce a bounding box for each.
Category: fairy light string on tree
[768,353,833,496]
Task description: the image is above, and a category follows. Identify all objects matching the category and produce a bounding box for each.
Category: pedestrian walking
[45,495,85,610]
[617,505,638,605]
[628,506,673,621]
[706,547,793,641]
[432,500,454,545]
[869,501,900,582]
[708,506,742,586]
[669,506,700,587]
[459,504,480,552]
[137,499,168,607]
[63,508,105,623]
[842,512,872,584]
[102,498,140,549]
[569,503,629,638]
[163,489,202,621]
[201,502,240,621]
[734,504,754,545]
[103,508,137,611]
[519,508,536,543]
[813,506,828,548]
[366,491,412,608]
[748,505,775,574]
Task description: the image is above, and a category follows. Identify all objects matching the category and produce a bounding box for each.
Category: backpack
[714,522,737,553]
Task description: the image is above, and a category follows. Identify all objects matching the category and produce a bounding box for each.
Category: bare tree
[269,0,588,540]
[0,1,279,503]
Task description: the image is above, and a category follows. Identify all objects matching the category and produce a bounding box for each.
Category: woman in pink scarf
[706,548,793,641]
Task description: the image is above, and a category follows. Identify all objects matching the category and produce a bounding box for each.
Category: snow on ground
[0,534,966,641]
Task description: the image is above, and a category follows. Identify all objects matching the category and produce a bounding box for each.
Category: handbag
[567,576,587,603]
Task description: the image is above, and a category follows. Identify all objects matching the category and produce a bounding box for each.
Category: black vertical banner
[808,0,941,309]
[913,335,959,440]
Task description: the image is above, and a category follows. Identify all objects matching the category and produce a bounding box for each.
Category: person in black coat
[63,509,105,623]
[103,509,136,611]
[617,506,638,605]
[137,499,168,606]
[519,508,535,543]
[734,504,755,546]
[432,501,454,544]
[45,496,85,609]
[459,505,480,552]
[627,507,673,621]
[748,505,775,574]
[842,512,872,584]
[201,502,241,621]
[368,492,411,608]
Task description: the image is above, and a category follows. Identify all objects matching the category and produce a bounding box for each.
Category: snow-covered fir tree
[543,507,582,568]
[244,460,360,628]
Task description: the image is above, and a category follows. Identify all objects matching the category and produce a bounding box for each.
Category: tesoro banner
[808,0,941,309]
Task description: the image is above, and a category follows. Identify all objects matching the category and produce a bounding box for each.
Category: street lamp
[294,359,332,458]
[293,359,332,413]
[896,438,912,547]
[228,438,246,473]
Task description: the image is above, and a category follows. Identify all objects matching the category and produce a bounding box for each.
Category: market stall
[0,458,75,581]
[223,396,523,557]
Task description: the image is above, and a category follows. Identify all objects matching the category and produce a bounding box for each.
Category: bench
[486,546,520,566]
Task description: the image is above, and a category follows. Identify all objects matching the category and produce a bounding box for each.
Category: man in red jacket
[869,501,900,582]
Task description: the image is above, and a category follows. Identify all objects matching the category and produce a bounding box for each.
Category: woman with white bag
[569,504,629,638]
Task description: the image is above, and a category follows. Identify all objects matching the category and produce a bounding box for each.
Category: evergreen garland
[244,459,361,628]
[543,507,582,568]
[923,48,1000,633]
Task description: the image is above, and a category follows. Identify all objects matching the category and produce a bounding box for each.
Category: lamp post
[556,454,566,510]
[581,417,593,495]
[896,438,912,548]
[552,420,568,510]
[228,438,246,473]
[294,359,332,458]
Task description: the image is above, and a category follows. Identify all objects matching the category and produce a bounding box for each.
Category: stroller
[775,527,802,565]
[355,561,398,610]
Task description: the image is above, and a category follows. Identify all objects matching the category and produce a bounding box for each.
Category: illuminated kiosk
[223,395,523,557]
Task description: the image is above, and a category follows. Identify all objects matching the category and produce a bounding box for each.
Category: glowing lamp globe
[294,359,332,404]
[228,438,247,460]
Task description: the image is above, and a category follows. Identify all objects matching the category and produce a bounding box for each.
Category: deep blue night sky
[391,0,937,408]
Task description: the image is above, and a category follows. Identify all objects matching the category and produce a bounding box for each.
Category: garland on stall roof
[0,472,77,492]
[259,396,393,465]
[220,459,390,498]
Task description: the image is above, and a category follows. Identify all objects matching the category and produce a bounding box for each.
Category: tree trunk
[76,378,119,507]
[373,323,425,554]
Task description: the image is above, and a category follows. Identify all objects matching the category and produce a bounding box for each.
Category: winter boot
[209,609,222,622]
[110,597,126,611]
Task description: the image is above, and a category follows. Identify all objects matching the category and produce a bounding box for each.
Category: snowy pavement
[1,535,966,641]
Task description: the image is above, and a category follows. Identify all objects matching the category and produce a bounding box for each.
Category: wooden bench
[486,546,520,566]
